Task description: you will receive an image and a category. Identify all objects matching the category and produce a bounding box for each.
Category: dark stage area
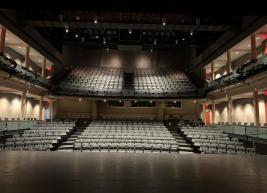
[0,152,267,193]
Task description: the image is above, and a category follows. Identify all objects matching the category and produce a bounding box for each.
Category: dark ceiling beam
[195,16,267,69]
[0,9,63,67]
[22,20,230,31]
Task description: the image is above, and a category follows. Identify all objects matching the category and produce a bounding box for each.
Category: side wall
[0,93,45,120]
[212,95,266,124]
[56,98,199,120]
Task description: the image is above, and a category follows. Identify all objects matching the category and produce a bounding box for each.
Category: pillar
[92,100,98,120]
[211,100,215,124]
[253,89,260,127]
[265,96,267,124]
[49,100,53,123]
[226,51,232,74]
[251,33,257,62]
[20,91,26,121]
[0,26,6,53]
[157,102,164,121]
[202,103,205,124]
[42,58,46,77]
[39,96,43,121]
[24,46,30,69]
[211,62,214,81]
[227,95,232,124]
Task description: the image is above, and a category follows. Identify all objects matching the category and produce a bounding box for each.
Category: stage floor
[0,151,267,193]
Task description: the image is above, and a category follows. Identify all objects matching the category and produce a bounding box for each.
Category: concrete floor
[0,151,267,193]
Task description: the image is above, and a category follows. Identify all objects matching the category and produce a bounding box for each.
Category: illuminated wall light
[106,47,109,52]
[154,39,157,45]
[134,100,137,103]
[173,101,177,103]
[18,46,22,49]
[149,100,153,103]
[193,100,197,104]
[150,48,153,52]
[103,99,107,103]
[78,98,82,102]
[119,100,122,103]
[128,29,132,34]
[75,34,79,38]
[103,38,106,44]
[182,38,185,41]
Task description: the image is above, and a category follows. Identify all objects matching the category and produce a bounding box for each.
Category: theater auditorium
[0,3,267,193]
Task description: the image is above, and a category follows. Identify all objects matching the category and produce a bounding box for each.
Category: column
[24,46,30,68]
[42,58,46,77]
[211,100,215,124]
[92,100,98,120]
[211,62,215,81]
[265,95,267,124]
[202,103,206,124]
[227,95,232,124]
[157,102,164,121]
[0,26,6,53]
[226,51,232,74]
[49,100,53,123]
[39,96,43,121]
[251,33,257,62]
[20,91,26,121]
[253,89,260,127]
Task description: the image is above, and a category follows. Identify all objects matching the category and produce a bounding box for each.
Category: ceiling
[205,28,266,73]
[14,9,245,55]
[5,30,53,68]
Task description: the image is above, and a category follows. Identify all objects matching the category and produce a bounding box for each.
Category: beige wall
[56,98,199,120]
[56,98,92,118]
[214,102,228,123]
[0,93,44,120]
[212,95,266,125]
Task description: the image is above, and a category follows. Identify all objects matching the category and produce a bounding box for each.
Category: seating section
[134,68,197,97]
[74,120,179,153]
[2,121,75,151]
[0,53,49,87]
[181,126,255,154]
[58,66,123,96]
[55,66,199,98]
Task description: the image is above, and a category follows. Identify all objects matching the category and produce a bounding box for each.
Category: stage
[0,151,266,193]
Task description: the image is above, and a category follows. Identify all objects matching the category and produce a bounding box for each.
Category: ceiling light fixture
[162,18,166,26]
[190,31,194,36]
[65,25,69,33]
[94,16,98,24]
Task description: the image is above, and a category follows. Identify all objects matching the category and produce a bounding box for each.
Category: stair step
[67,138,77,141]
[57,149,74,152]
[62,141,75,145]
[179,151,195,154]
[179,146,193,152]
[58,145,74,150]
[178,142,191,147]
